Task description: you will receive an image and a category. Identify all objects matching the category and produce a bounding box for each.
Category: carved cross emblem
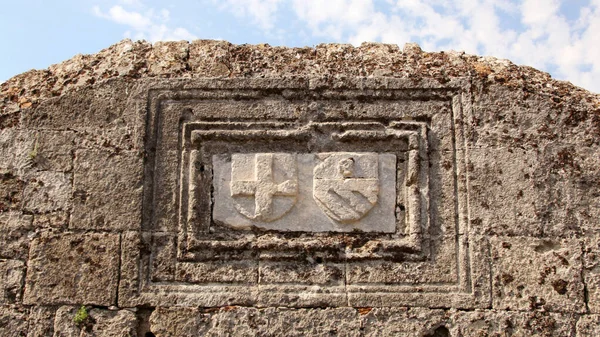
[230,153,298,222]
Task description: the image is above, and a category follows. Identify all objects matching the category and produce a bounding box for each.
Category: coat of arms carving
[230,153,298,222]
[313,153,380,223]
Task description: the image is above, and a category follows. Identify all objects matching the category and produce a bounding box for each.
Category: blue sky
[1,0,599,92]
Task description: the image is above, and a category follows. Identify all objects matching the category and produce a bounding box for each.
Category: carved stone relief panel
[213,152,396,232]
[119,78,490,309]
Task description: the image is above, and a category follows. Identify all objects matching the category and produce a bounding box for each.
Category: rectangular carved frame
[119,78,491,309]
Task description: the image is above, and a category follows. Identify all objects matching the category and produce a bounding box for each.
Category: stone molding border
[118,77,491,309]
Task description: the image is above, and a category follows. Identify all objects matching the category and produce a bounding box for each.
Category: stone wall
[0,39,599,336]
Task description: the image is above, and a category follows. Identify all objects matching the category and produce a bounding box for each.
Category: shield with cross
[230,153,298,222]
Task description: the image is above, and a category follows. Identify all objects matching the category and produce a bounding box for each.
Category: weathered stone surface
[71,148,142,230]
[1,38,599,332]
[22,171,72,213]
[32,211,69,230]
[0,305,28,337]
[449,310,578,336]
[149,307,362,337]
[27,130,76,172]
[576,315,600,337]
[0,129,75,173]
[537,143,600,237]
[359,307,447,336]
[24,233,120,306]
[491,237,585,312]
[0,170,24,212]
[469,148,543,236]
[188,40,232,77]
[0,259,25,303]
[53,306,137,337]
[583,236,600,313]
[148,307,583,336]
[27,306,56,337]
[0,212,33,259]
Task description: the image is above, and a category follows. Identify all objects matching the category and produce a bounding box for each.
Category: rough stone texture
[0,170,25,212]
[449,310,578,336]
[0,259,25,304]
[0,305,29,336]
[491,237,585,313]
[22,171,72,213]
[576,314,600,337]
[583,236,600,313]
[149,307,363,337]
[0,212,33,259]
[24,233,120,306]
[0,38,599,335]
[27,306,56,337]
[71,148,142,231]
[53,306,137,337]
[0,129,75,174]
[148,307,583,336]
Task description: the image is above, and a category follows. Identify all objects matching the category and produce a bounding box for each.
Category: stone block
[28,130,75,172]
[27,306,56,337]
[468,147,543,236]
[449,310,577,336]
[0,128,30,172]
[32,211,69,229]
[0,212,33,259]
[53,306,137,337]
[188,40,232,77]
[147,41,190,77]
[71,148,142,230]
[22,171,72,213]
[0,305,28,337]
[22,80,138,131]
[359,307,447,336]
[491,237,585,313]
[0,129,75,173]
[0,259,25,303]
[149,307,361,337]
[0,170,24,212]
[24,233,120,306]
[583,236,600,313]
[537,144,600,237]
[576,315,600,337]
[468,85,558,149]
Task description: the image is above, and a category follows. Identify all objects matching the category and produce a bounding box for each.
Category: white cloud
[292,0,375,39]
[93,0,600,92]
[118,0,143,7]
[215,0,283,30]
[93,3,196,42]
[521,0,561,25]
[287,0,600,92]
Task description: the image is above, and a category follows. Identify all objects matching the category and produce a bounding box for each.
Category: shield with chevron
[313,153,380,223]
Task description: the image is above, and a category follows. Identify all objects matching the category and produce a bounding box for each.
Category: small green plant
[73,306,89,325]
[28,137,38,160]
